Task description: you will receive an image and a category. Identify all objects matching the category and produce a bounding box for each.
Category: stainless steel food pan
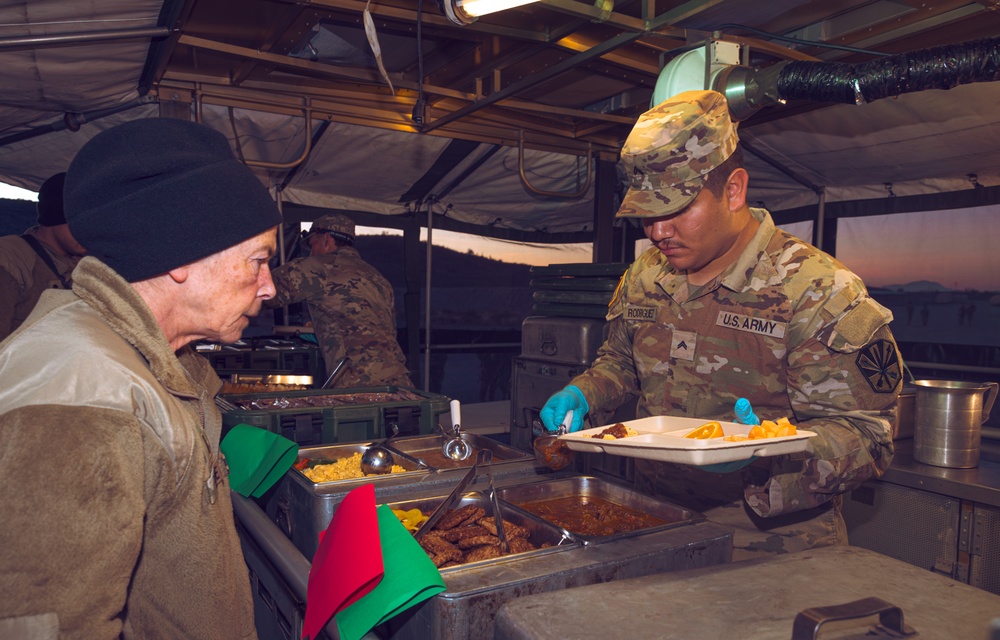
[384,492,576,573]
[495,475,704,545]
[294,441,429,485]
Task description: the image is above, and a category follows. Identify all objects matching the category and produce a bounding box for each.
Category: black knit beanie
[64,117,283,282]
[36,172,67,227]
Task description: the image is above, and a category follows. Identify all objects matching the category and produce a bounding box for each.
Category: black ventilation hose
[776,36,1000,105]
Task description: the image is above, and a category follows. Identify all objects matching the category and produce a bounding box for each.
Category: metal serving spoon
[441,399,473,461]
[360,423,400,475]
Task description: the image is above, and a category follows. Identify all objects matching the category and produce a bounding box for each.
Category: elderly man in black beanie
[0,172,88,341]
[0,117,282,639]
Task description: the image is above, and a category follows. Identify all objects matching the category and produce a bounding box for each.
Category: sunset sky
[5,182,997,289]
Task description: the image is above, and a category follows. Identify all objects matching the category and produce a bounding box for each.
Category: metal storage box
[267,434,535,559]
[528,263,627,320]
[217,386,450,446]
[510,357,590,452]
[519,316,608,365]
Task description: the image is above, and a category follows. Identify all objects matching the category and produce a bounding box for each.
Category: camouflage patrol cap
[616,90,739,219]
[309,213,355,243]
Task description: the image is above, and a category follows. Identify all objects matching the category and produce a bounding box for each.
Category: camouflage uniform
[0,227,80,342]
[567,90,901,560]
[268,245,413,388]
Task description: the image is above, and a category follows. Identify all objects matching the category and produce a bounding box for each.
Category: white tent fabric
[0,0,999,232]
[741,82,1000,212]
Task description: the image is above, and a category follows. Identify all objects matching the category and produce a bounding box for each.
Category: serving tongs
[413,449,509,553]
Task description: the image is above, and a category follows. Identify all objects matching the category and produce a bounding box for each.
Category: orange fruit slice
[685,421,724,439]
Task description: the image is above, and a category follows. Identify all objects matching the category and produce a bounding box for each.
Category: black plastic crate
[218,386,451,446]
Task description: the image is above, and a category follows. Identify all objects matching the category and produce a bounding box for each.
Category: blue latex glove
[698,398,760,473]
[734,397,760,425]
[539,385,589,433]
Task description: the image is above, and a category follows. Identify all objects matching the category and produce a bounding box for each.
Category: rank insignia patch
[856,339,902,393]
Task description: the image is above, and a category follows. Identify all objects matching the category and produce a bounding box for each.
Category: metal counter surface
[494,545,1000,640]
[882,440,1000,507]
[234,479,734,640]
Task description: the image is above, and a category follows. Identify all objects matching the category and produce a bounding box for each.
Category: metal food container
[217,385,451,446]
[268,437,544,559]
[495,476,703,544]
[519,316,609,365]
[385,492,576,571]
[893,386,916,440]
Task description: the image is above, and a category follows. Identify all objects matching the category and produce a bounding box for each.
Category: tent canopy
[1,0,999,239]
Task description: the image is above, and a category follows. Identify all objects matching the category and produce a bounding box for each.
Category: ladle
[533,410,574,471]
[442,399,473,461]
[359,423,400,475]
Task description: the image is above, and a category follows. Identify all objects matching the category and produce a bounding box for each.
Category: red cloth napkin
[302,483,383,639]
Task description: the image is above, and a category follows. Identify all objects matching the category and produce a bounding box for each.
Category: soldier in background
[540,90,901,560]
[267,213,413,388]
[0,172,87,342]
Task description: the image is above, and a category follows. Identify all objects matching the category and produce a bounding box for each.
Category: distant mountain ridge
[877,280,952,292]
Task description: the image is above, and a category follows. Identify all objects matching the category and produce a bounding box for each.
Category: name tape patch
[625,306,657,322]
[716,311,786,339]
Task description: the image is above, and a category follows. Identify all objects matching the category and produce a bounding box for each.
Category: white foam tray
[560,416,816,466]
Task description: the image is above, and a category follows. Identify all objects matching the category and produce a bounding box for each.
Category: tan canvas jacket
[0,257,257,640]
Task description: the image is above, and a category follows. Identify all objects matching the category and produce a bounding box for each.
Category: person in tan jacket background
[0,117,282,639]
[0,172,87,342]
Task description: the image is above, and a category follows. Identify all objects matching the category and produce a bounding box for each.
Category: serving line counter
[231,401,1000,640]
[878,440,1000,507]
[493,545,1000,640]
[233,464,733,640]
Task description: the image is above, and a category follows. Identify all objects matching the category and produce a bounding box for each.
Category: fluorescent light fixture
[444,0,539,24]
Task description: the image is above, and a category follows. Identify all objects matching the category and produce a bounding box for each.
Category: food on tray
[724,416,797,441]
[515,496,666,536]
[407,504,547,568]
[300,452,407,482]
[590,422,639,440]
[684,421,724,439]
[392,508,429,533]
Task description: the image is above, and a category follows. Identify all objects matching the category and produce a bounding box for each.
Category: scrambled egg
[301,452,408,483]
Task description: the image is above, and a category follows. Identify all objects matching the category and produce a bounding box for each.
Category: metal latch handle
[791,597,916,640]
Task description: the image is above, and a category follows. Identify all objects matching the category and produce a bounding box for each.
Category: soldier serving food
[540,90,902,560]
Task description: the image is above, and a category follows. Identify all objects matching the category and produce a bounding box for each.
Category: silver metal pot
[912,380,999,468]
[893,387,916,440]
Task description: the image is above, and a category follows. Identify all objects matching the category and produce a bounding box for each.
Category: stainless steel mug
[913,380,998,468]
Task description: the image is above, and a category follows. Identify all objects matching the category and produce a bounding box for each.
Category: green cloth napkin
[220,423,299,498]
[335,504,446,640]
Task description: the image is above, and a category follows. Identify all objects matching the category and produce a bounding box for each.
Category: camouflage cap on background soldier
[617,89,739,219]
[308,213,355,244]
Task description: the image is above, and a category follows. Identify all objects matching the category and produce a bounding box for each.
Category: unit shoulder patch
[856,338,902,393]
